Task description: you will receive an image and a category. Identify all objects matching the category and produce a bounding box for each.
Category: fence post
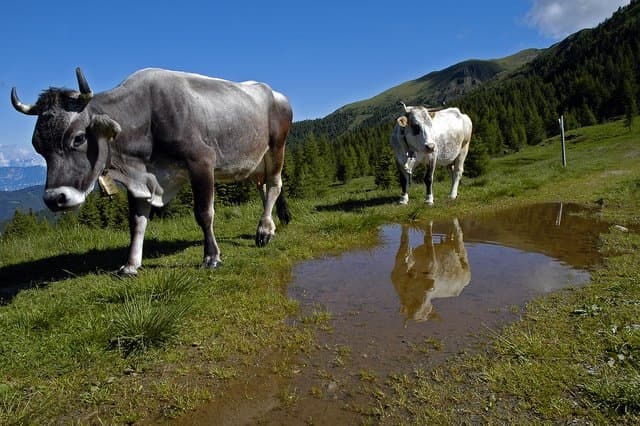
[558,115,566,167]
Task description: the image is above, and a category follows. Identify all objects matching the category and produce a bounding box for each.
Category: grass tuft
[109,295,189,356]
[583,370,640,414]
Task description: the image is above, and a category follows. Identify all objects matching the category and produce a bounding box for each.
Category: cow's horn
[399,101,409,113]
[11,87,38,115]
[75,67,93,98]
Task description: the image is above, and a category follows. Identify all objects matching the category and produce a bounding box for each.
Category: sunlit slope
[289,48,542,143]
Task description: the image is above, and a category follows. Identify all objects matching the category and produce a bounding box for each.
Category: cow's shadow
[316,195,398,212]
[0,239,195,304]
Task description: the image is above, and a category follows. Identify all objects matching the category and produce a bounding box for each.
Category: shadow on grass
[0,238,195,304]
[316,195,398,212]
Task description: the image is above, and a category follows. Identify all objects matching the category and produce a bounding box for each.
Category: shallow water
[182,202,610,424]
[287,203,607,372]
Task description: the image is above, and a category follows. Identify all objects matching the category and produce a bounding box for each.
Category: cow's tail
[276,188,292,225]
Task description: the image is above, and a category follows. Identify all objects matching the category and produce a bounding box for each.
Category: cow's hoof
[201,257,222,269]
[255,232,273,247]
[117,265,138,276]
[425,200,434,206]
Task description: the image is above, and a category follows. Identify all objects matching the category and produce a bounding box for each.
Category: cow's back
[432,108,472,163]
[101,69,284,179]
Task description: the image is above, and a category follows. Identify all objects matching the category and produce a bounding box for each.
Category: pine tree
[373,144,396,189]
[525,111,546,145]
[3,209,38,240]
[56,211,79,229]
[78,193,103,228]
[465,136,490,178]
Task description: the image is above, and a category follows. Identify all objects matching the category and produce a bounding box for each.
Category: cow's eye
[72,133,86,149]
[410,123,421,135]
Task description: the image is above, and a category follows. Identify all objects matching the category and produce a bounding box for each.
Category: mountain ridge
[0,185,46,223]
[0,166,46,192]
[289,48,544,144]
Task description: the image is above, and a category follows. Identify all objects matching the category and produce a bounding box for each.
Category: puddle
[286,202,608,372]
[181,203,610,424]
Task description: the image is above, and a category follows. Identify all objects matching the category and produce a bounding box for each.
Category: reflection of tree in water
[391,218,471,325]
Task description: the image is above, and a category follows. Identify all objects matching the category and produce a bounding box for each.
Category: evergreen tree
[525,111,546,145]
[577,104,597,127]
[373,144,396,189]
[622,71,638,129]
[56,211,79,229]
[3,209,38,240]
[77,192,103,228]
[465,136,490,178]
[336,145,357,183]
[216,181,254,206]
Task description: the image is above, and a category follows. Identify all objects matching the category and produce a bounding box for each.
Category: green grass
[1,117,640,423]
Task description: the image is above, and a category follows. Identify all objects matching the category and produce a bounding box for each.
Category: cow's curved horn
[399,101,409,113]
[11,87,38,115]
[75,67,93,98]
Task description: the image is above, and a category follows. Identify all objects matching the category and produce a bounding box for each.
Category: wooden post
[558,115,566,167]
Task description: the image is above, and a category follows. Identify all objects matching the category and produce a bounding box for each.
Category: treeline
[0,180,256,240]
[283,124,397,198]
[457,1,639,154]
[291,1,639,159]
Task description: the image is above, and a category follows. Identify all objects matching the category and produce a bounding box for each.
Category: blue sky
[0,0,629,166]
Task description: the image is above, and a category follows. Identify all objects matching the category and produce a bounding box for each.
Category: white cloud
[0,144,45,167]
[526,0,631,39]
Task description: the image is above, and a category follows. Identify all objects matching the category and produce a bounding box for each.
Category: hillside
[0,185,45,223]
[0,166,46,191]
[290,1,640,155]
[289,49,542,144]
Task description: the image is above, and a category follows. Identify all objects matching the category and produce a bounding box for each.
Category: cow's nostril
[56,193,67,206]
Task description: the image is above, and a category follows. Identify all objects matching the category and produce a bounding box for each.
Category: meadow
[1,117,640,424]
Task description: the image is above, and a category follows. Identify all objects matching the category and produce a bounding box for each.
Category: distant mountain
[0,166,46,191]
[0,185,45,222]
[289,0,639,156]
[289,48,543,143]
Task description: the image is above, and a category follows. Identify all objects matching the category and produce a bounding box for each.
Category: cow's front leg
[424,155,437,205]
[120,194,151,276]
[397,162,410,205]
[191,170,221,268]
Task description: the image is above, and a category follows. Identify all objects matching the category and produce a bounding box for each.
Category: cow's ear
[397,116,408,127]
[89,114,121,142]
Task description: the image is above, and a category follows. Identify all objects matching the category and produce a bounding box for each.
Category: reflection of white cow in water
[391,219,471,324]
[390,104,472,205]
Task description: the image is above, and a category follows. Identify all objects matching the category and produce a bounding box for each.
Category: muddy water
[283,202,608,373]
[181,203,610,425]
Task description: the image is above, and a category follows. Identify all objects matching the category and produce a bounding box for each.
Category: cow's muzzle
[43,187,86,211]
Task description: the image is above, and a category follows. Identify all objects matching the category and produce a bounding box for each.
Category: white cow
[390,104,472,205]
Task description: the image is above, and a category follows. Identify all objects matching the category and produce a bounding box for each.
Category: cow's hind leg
[120,194,152,276]
[450,144,469,200]
[190,165,222,268]
[255,170,281,247]
[255,147,286,247]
